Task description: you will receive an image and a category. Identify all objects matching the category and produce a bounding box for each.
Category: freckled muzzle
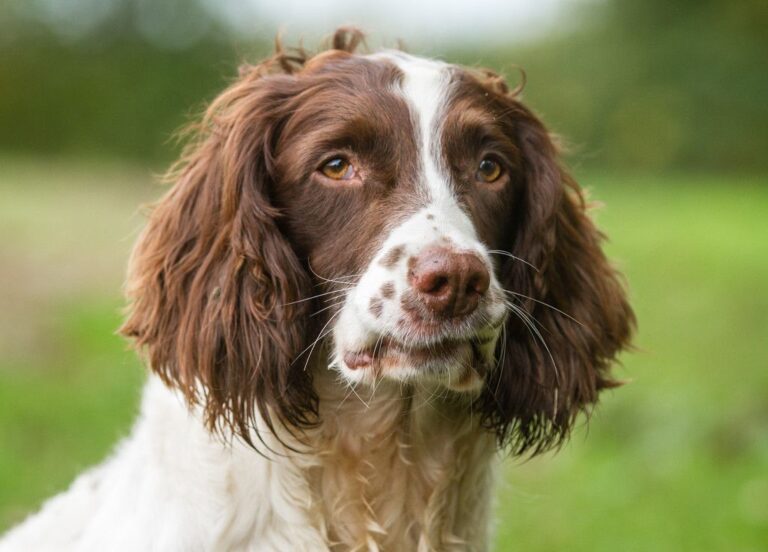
[331,225,506,389]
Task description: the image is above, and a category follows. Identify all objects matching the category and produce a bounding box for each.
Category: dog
[0,28,634,551]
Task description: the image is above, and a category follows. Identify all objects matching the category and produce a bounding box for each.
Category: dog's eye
[320,157,355,180]
[476,157,503,183]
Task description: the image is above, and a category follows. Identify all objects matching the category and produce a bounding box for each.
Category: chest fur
[310,378,497,552]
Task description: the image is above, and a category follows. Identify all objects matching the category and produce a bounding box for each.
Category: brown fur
[381,282,395,299]
[380,245,405,268]
[121,27,634,458]
[442,71,635,454]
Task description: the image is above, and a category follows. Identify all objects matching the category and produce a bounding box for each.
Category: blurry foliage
[0,0,267,164]
[0,36,236,163]
[1,0,767,171]
[451,0,768,172]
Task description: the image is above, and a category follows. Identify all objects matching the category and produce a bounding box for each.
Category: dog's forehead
[368,51,452,135]
[285,50,491,237]
[367,52,463,209]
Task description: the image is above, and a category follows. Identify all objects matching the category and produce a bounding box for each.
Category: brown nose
[408,246,490,318]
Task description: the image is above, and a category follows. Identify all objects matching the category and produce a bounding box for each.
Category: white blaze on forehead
[370,51,455,206]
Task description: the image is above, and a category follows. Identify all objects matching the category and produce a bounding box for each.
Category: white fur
[0,378,330,552]
[1,372,497,551]
[1,53,506,552]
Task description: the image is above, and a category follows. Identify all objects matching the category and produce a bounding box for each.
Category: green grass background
[0,158,766,550]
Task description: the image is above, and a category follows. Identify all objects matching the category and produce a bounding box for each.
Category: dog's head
[122,29,634,454]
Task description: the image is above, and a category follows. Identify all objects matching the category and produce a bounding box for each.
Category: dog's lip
[342,335,493,371]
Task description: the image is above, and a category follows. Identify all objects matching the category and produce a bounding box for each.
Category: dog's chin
[335,334,498,393]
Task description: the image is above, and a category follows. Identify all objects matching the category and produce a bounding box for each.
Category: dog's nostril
[427,275,450,295]
[466,269,490,297]
[412,265,453,297]
[466,279,480,296]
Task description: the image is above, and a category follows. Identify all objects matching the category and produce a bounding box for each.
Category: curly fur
[0,28,633,552]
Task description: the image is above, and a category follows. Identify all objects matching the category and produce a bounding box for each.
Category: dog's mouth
[339,332,499,391]
[342,337,470,370]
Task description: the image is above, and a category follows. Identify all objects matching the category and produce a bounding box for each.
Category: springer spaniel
[1,29,634,552]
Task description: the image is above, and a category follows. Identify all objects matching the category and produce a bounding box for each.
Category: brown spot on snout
[381,281,395,299]
[380,245,405,268]
[369,296,384,318]
[426,214,435,220]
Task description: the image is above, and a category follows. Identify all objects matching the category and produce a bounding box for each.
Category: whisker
[493,322,508,397]
[347,381,370,409]
[505,300,561,385]
[501,289,585,327]
[282,287,351,306]
[411,380,440,413]
[369,332,387,399]
[307,262,363,286]
[487,249,539,272]
[338,381,359,410]
[310,300,346,318]
[292,307,343,370]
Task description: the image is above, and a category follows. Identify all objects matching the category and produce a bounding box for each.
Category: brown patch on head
[119,26,424,450]
[267,49,425,306]
[380,281,395,299]
[437,64,635,454]
[380,245,405,268]
[302,50,352,73]
[369,296,384,318]
[426,213,434,220]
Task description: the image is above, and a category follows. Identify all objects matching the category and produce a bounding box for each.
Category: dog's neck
[1,372,497,551]
[133,369,496,551]
[307,367,497,551]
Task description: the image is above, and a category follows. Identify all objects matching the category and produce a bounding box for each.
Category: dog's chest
[309,379,496,551]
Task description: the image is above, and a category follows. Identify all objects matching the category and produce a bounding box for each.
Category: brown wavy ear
[120,67,315,445]
[480,102,635,455]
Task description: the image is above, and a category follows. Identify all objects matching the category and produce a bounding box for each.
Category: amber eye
[320,157,355,180]
[476,157,503,183]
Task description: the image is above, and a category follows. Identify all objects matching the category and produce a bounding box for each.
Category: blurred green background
[1,0,766,550]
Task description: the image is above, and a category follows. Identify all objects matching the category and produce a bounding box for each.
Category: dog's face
[122,30,634,453]
[269,52,515,392]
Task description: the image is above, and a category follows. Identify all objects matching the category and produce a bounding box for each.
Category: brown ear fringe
[472,85,635,456]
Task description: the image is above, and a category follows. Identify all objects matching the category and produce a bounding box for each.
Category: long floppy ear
[120,66,316,445]
[480,102,635,455]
